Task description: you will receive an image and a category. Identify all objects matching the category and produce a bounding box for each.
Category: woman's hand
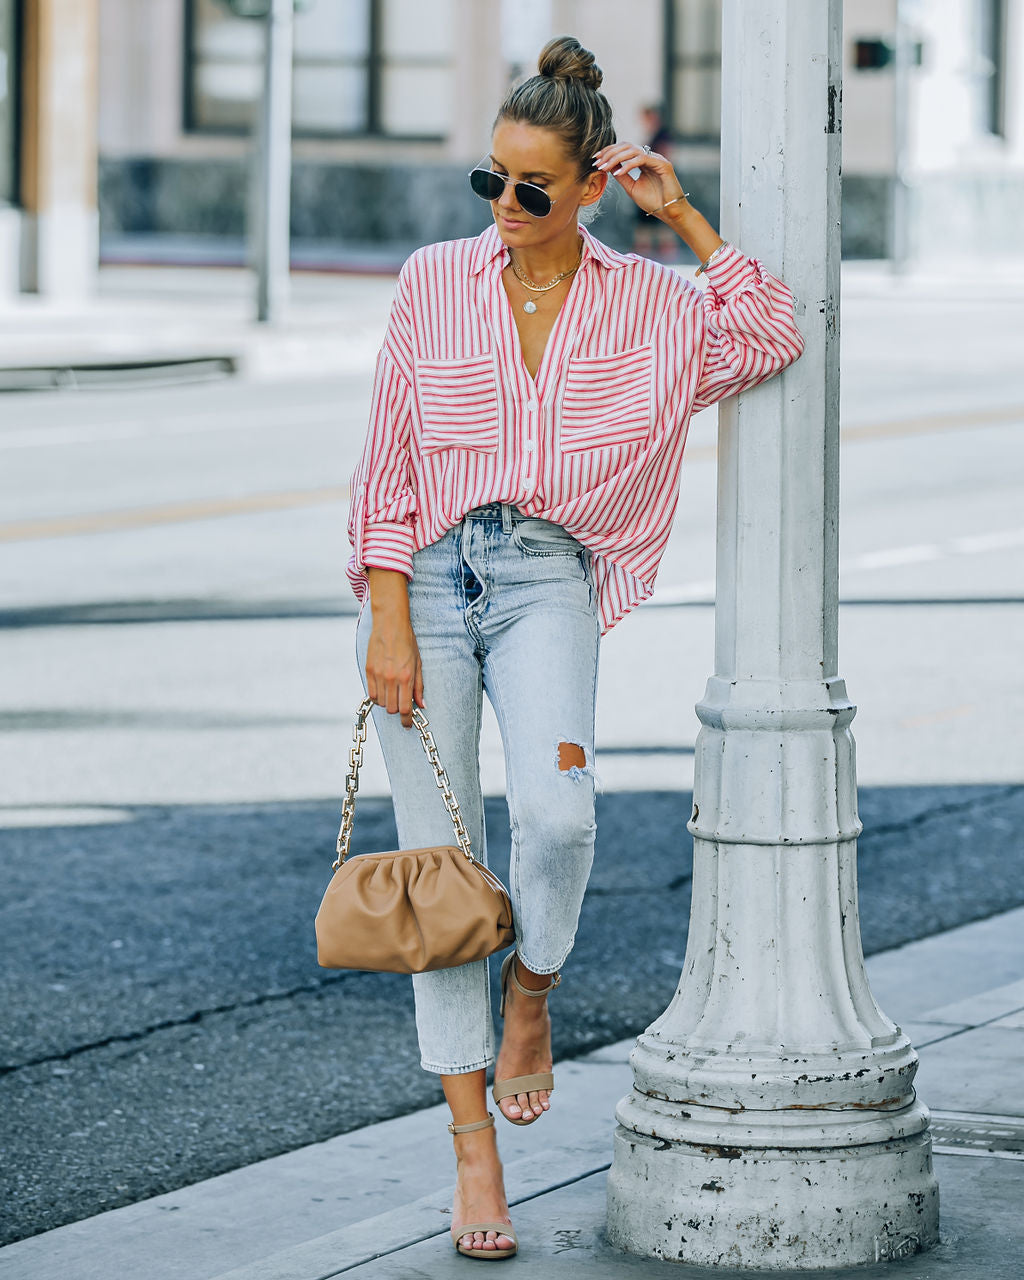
[365,621,423,729]
[594,141,724,265]
[593,142,685,217]
[366,568,424,729]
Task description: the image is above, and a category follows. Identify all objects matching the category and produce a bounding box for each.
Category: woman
[346,35,803,1260]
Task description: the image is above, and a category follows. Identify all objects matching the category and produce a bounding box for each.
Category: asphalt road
[2,268,1024,1245]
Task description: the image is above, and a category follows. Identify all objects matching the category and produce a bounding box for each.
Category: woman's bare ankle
[455,1152,501,1176]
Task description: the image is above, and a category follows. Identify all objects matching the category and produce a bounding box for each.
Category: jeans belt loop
[500,503,513,535]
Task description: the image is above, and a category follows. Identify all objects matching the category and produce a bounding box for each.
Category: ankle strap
[509,960,561,999]
[448,1113,495,1135]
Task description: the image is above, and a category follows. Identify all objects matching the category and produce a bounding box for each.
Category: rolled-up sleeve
[346,266,418,603]
[692,244,805,412]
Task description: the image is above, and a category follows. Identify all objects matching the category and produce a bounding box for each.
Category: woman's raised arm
[594,141,804,409]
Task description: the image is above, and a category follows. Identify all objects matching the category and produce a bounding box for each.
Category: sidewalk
[0,262,400,389]
[2,907,1020,1280]
[6,251,1024,392]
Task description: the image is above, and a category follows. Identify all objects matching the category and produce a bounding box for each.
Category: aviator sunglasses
[468,158,558,218]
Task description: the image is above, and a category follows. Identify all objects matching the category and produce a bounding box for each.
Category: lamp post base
[606,1109,939,1269]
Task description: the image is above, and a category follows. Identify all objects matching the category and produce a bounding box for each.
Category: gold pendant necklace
[508,243,583,314]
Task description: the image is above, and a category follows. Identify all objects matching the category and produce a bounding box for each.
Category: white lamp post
[606,0,940,1266]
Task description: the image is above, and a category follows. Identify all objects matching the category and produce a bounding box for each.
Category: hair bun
[538,35,603,91]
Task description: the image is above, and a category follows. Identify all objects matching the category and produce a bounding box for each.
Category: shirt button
[524,440,536,452]
[528,402,538,414]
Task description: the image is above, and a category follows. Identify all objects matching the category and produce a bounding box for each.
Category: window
[664,0,721,144]
[185,0,454,138]
[0,0,17,203]
[377,0,453,135]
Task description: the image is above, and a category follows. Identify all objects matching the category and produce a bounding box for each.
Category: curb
[0,355,238,393]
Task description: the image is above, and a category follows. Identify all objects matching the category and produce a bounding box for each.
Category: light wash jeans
[355,503,600,1074]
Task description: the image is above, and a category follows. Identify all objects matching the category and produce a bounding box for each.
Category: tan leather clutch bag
[315,698,515,973]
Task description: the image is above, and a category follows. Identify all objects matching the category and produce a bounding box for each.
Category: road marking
[0,806,134,828]
[1,399,1019,455]
[0,487,350,542]
[845,544,942,570]
[898,705,974,729]
[843,528,1024,574]
[1,406,1022,542]
[839,402,1024,442]
[679,402,1024,466]
[649,529,1024,604]
[949,529,1024,554]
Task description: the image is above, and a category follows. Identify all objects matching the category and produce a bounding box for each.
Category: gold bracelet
[650,193,689,217]
[694,242,730,276]
[645,192,691,217]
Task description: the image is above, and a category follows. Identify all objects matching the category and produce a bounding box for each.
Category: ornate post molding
[606,1,940,1266]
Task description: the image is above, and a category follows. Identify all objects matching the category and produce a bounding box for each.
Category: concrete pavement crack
[912,1003,1024,1051]
[0,972,354,1077]
[586,873,691,895]
[4,787,1017,1075]
[857,784,1023,845]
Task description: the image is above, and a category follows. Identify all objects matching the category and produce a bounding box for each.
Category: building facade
[2,0,1021,294]
[2,0,99,297]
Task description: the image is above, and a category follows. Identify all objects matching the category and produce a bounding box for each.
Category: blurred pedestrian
[632,103,681,260]
[641,101,672,155]
[346,34,803,1261]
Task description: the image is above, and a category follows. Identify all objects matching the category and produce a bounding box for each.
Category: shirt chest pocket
[559,345,654,454]
[415,354,500,455]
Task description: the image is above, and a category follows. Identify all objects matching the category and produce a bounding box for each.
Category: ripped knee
[557,740,588,774]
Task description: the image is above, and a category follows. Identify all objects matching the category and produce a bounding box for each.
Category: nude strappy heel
[492,951,560,1125]
[448,1114,518,1260]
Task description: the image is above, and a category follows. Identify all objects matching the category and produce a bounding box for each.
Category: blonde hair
[496,36,616,179]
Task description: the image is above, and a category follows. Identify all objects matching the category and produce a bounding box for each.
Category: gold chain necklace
[508,243,583,314]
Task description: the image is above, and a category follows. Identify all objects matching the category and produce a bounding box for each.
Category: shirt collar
[467,222,631,276]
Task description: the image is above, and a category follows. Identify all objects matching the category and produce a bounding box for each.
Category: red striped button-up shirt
[347,223,804,633]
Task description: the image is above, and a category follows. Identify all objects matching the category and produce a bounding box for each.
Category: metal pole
[891,0,911,271]
[606,0,939,1266]
[254,0,293,323]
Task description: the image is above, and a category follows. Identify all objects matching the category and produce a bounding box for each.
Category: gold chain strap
[333,697,474,870]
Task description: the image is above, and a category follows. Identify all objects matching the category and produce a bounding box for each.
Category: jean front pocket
[415,354,501,455]
[559,344,654,454]
[512,516,584,557]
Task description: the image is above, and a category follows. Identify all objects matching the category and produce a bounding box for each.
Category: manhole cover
[929,1111,1024,1160]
